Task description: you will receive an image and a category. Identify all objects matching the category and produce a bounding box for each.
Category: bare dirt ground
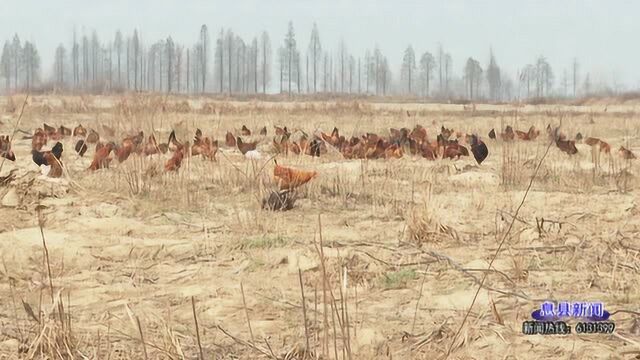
[0,95,639,359]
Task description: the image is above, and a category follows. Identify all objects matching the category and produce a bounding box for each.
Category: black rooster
[32,142,63,166]
[470,135,488,165]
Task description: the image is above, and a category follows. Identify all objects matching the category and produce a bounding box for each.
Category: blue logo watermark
[531,301,610,322]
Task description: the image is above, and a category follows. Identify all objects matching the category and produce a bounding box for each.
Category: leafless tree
[284,21,297,95]
[444,53,452,96]
[438,43,444,94]
[0,41,11,90]
[251,37,258,93]
[572,58,579,97]
[133,29,140,90]
[401,45,416,94]
[278,46,285,93]
[323,52,329,92]
[363,51,370,93]
[199,24,209,93]
[225,29,234,94]
[464,57,482,99]
[583,73,591,95]
[535,56,553,97]
[357,57,361,93]
[166,37,175,93]
[338,39,347,93]
[380,56,390,95]
[305,53,309,93]
[72,30,79,87]
[22,41,40,90]
[349,55,355,93]
[91,30,100,84]
[186,48,190,93]
[214,28,224,93]
[260,31,271,93]
[54,44,66,87]
[419,51,435,97]
[235,36,245,93]
[308,23,321,93]
[374,47,381,95]
[175,44,183,93]
[486,49,501,100]
[82,33,89,85]
[519,64,535,98]
[114,30,123,87]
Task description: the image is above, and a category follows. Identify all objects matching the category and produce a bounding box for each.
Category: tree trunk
[306,54,309,93]
[313,46,317,92]
[288,48,292,95]
[228,41,232,95]
[358,58,361,93]
[426,69,430,97]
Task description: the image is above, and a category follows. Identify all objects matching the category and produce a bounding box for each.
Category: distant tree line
[0,23,629,101]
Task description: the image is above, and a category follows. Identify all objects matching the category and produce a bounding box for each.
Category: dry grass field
[1,94,639,359]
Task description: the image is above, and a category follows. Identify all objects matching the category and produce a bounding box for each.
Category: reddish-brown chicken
[442,143,470,160]
[237,137,257,155]
[86,129,100,144]
[31,128,48,151]
[73,124,87,137]
[384,144,404,159]
[275,126,289,136]
[501,126,515,141]
[144,134,168,156]
[191,129,219,160]
[0,135,15,161]
[225,131,236,147]
[89,142,116,170]
[409,125,428,143]
[619,146,636,160]
[515,126,540,141]
[273,160,318,190]
[59,125,72,137]
[556,139,578,155]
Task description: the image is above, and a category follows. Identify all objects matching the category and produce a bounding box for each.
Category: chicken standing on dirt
[31,128,48,151]
[144,134,168,156]
[89,142,116,170]
[0,135,15,161]
[165,131,186,172]
[237,137,257,155]
[273,160,318,190]
[32,142,64,178]
[165,147,185,171]
[619,146,636,160]
[442,143,469,160]
[470,134,489,165]
[554,128,578,155]
[75,139,88,157]
[73,124,87,137]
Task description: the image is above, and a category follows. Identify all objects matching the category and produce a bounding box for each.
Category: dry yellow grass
[0,94,639,359]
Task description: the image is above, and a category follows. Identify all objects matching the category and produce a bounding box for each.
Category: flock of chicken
[0,121,636,191]
[487,124,637,160]
[265,124,490,165]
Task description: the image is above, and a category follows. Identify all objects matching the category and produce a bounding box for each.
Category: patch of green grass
[379,268,418,289]
[241,235,291,249]
[246,256,267,272]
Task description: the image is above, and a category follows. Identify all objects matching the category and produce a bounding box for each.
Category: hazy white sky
[1,0,638,88]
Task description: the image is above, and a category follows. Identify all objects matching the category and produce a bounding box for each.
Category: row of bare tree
[0,23,605,100]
